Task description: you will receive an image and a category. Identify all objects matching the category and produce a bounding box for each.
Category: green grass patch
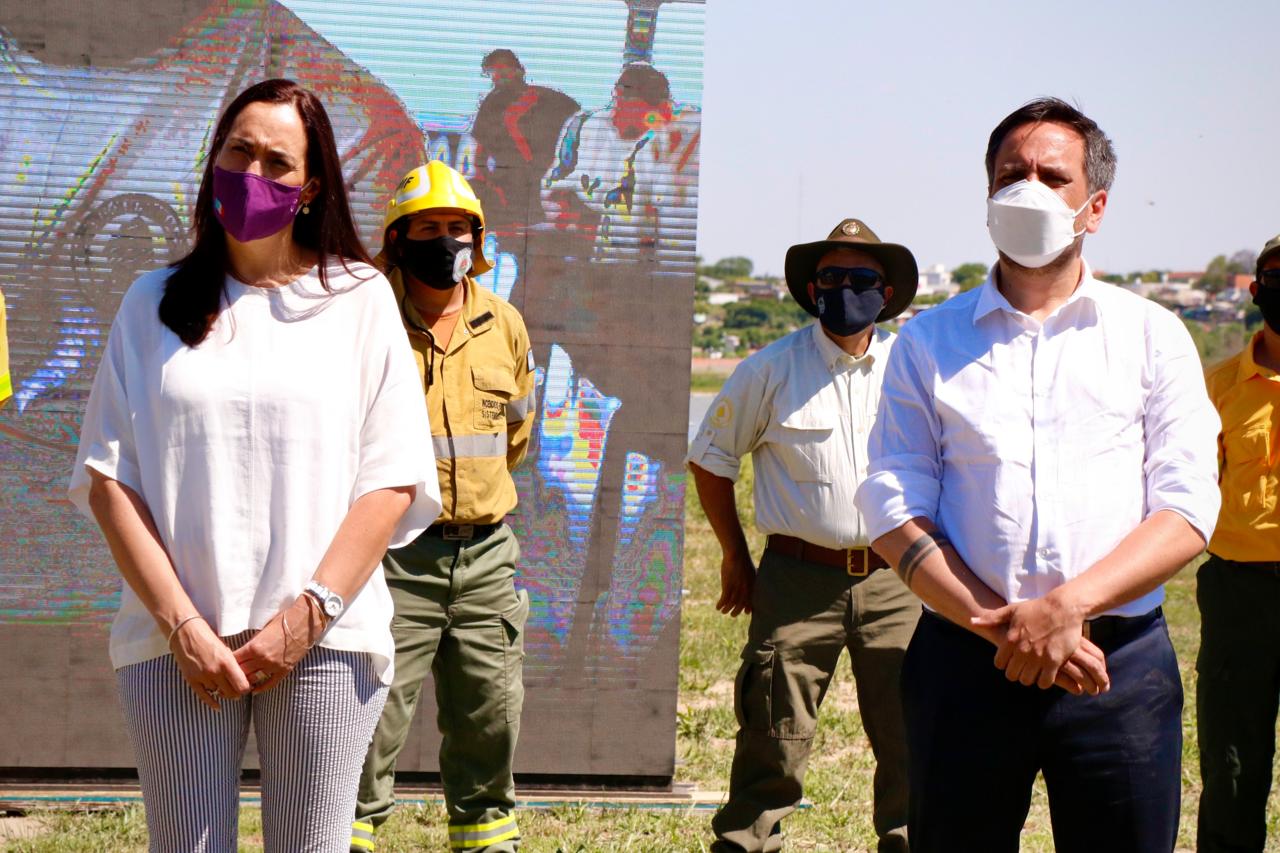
[9,458,1280,851]
[689,371,727,393]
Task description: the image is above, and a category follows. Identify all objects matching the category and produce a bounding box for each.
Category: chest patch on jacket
[478,396,506,428]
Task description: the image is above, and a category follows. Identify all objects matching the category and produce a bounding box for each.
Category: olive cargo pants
[711,548,920,853]
[354,524,528,852]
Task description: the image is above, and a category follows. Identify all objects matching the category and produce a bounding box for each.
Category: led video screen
[0,0,702,779]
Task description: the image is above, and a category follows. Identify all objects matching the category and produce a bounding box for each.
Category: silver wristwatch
[303,581,344,621]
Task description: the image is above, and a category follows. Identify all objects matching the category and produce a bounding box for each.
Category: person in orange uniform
[0,288,11,405]
[353,161,536,853]
[1197,234,1280,852]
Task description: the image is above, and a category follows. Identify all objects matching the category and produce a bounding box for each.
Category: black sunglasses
[815,266,884,290]
[1259,269,1280,289]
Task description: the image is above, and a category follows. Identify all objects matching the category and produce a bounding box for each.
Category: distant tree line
[951,263,987,291]
[696,255,754,281]
[1198,250,1258,293]
[693,251,1268,362]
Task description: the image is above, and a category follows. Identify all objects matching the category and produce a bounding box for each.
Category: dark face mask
[815,286,884,337]
[1255,285,1280,334]
[398,234,473,290]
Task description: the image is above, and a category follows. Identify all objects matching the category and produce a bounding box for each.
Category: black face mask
[1255,286,1280,334]
[815,286,884,337]
[398,234,473,290]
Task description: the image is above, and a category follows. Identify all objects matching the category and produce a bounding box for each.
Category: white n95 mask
[986,180,1094,268]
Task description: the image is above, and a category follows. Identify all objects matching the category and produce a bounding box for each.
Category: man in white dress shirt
[855,97,1221,852]
[688,218,921,852]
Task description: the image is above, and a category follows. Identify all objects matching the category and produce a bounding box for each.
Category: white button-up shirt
[687,322,893,550]
[855,266,1221,617]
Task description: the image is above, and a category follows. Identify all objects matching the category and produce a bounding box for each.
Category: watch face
[324,598,342,617]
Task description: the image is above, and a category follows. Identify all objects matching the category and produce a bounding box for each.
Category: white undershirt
[68,262,441,683]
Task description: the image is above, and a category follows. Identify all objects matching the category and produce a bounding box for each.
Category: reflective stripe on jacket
[389,269,536,524]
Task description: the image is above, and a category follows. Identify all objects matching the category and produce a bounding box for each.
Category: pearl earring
[301,204,311,215]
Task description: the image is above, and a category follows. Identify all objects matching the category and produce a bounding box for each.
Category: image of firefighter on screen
[541,62,700,266]
[0,0,423,434]
[469,49,581,235]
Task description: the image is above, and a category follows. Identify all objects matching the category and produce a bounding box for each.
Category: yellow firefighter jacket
[389,268,536,524]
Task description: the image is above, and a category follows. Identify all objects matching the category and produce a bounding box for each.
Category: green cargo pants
[354,524,528,853]
[711,547,920,853]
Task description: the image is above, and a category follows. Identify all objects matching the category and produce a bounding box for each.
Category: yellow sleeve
[1203,358,1231,482]
[506,314,536,471]
[0,290,11,404]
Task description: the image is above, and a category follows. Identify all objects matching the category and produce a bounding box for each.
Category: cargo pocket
[473,366,517,433]
[734,646,776,734]
[501,590,530,723]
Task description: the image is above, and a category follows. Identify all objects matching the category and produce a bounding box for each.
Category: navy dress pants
[902,608,1183,853]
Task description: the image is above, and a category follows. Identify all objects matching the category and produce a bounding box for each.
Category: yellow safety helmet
[383,161,492,274]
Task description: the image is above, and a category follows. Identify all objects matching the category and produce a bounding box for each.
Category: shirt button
[1039,547,1053,558]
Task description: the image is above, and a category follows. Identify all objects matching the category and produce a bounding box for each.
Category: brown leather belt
[766,534,889,577]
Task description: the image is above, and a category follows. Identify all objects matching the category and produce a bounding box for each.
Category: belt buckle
[442,523,474,541]
[847,548,870,577]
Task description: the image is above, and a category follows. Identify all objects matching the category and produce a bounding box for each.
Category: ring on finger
[252,670,270,686]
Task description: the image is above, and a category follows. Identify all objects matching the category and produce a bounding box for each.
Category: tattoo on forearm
[896,531,952,588]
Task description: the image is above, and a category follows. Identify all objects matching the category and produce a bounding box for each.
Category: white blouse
[68,261,440,684]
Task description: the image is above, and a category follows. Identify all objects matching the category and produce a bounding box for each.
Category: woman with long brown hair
[68,78,440,851]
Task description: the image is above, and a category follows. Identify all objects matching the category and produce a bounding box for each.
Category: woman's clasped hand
[166,594,330,708]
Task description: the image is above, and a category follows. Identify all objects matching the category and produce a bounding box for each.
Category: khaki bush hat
[784,218,918,321]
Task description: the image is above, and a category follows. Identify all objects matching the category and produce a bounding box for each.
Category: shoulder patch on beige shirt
[709,398,734,429]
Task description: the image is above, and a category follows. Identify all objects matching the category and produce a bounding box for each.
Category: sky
[695,0,1280,278]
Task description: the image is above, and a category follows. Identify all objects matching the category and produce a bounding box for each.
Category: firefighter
[1,287,10,405]
[352,161,536,853]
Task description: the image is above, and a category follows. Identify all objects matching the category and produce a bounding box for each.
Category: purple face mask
[212,165,304,243]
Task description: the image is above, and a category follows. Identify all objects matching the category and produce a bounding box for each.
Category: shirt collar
[810,320,884,371]
[390,268,490,341]
[973,259,1104,323]
[1239,330,1280,383]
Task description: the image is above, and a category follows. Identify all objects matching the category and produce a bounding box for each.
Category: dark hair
[615,63,670,107]
[985,97,1117,193]
[481,49,523,72]
[159,79,372,346]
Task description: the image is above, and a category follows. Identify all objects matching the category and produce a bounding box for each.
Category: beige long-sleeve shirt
[687,322,894,550]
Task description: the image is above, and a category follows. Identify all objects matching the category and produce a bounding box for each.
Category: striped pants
[117,631,388,853]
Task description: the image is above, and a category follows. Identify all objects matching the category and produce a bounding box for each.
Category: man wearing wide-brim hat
[687,218,921,852]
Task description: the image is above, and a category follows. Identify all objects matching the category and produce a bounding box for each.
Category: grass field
[6,458,1279,851]
[689,370,731,393]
